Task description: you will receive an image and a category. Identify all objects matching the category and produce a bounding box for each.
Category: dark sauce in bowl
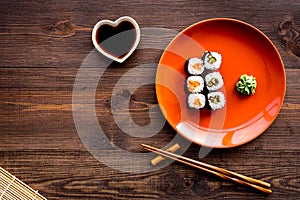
[95,21,137,59]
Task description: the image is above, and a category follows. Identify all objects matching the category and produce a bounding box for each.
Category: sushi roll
[185,57,204,75]
[202,51,222,70]
[186,76,204,93]
[205,72,224,91]
[207,91,226,110]
[187,93,206,109]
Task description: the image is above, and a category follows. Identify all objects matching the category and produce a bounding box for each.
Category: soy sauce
[96,21,136,59]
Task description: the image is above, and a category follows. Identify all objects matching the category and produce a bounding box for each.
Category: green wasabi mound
[236,74,257,95]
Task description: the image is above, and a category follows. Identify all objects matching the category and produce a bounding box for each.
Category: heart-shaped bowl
[92,16,140,63]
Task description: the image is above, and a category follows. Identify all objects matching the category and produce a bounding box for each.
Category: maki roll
[207,91,226,110]
[202,51,222,70]
[187,93,206,109]
[186,76,204,93]
[205,72,224,91]
[185,57,204,75]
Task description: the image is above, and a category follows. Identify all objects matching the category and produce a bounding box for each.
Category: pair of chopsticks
[141,144,272,194]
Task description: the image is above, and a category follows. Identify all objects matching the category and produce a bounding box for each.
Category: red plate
[156,18,286,148]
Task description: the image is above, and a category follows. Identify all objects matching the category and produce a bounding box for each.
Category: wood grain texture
[0,0,299,199]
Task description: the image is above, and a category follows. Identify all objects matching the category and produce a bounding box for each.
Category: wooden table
[0,0,299,199]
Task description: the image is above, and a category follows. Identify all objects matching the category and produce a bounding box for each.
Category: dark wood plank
[0,0,299,199]
[1,149,299,199]
[0,0,299,68]
[0,68,299,149]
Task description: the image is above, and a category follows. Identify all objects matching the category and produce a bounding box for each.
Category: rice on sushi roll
[186,76,204,93]
[205,72,224,91]
[207,91,226,110]
[202,51,222,70]
[187,93,206,109]
[185,57,205,75]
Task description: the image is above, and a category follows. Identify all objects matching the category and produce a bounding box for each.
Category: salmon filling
[188,80,200,92]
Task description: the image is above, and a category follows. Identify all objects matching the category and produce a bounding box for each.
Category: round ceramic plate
[156,18,286,148]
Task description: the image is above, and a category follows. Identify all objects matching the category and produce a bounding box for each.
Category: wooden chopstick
[151,143,181,166]
[141,144,272,195]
